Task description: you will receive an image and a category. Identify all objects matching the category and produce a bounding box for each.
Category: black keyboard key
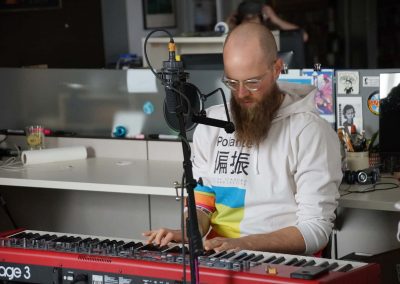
[53,235,68,243]
[319,261,330,267]
[263,256,277,263]
[202,249,216,256]
[271,256,285,264]
[302,260,316,267]
[11,232,28,239]
[293,259,307,266]
[250,254,264,262]
[327,262,339,271]
[158,245,170,251]
[231,252,247,261]
[162,245,181,253]
[242,253,256,261]
[140,243,161,251]
[35,234,50,240]
[337,264,353,272]
[122,241,138,249]
[98,239,111,246]
[285,258,298,265]
[213,251,228,258]
[221,251,236,259]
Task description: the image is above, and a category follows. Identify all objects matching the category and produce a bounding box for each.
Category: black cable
[143,29,173,79]
[143,29,198,117]
[381,175,400,180]
[340,182,399,195]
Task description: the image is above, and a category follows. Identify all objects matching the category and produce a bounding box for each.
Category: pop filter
[163,82,201,132]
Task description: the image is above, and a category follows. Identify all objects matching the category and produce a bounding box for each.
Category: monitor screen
[379,73,400,172]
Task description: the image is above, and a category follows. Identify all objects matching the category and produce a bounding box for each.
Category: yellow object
[25,125,45,150]
[175,54,181,61]
[168,42,176,52]
[266,265,278,275]
[26,134,42,147]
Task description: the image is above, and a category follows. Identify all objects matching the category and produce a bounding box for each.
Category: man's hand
[204,227,306,254]
[142,228,183,247]
[204,237,245,252]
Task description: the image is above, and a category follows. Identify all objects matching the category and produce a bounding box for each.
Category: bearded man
[144,23,342,255]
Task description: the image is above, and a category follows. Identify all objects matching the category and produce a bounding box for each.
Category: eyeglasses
[222,71,269,92]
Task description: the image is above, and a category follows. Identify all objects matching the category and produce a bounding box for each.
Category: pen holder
[345,151,369,171]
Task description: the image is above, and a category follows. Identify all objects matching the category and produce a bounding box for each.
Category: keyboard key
[337,264,353,272]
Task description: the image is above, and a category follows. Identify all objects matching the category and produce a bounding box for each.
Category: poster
[337,71,360,95]
[302,69,334,115]
[336,96,363,135]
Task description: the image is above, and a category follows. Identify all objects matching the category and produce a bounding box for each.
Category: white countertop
[0,157,183,196]
[339,177,400,212]
[1,157,400,211]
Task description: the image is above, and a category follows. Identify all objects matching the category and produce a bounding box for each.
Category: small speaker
[343,168,379,185]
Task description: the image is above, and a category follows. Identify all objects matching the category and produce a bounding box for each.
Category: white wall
[102,0,239,62]
[126,0,180,57]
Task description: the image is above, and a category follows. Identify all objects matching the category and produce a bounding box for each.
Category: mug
[346,151,369,171]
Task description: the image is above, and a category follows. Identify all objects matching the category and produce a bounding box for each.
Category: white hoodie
[192,82,342,255]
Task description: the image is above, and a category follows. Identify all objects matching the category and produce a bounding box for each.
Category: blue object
[143,101,155,115]
[113,126,127,137]
[116,53,141,69]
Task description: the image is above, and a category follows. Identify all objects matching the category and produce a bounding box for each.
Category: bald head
[224,23,278,69]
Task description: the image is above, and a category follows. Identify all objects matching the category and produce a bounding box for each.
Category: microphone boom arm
[195,87,235,133]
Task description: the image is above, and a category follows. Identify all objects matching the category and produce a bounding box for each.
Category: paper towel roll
[22,146,87,165]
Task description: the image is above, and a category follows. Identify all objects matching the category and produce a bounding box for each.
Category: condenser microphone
[158,40,188,114]
[158,40,201,132]
[149,33,232,134]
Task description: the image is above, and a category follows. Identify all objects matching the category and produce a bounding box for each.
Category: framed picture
[142,0,176,29]
[0,0,62,12]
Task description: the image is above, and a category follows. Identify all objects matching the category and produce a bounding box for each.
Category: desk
[0,157,182,196]
[0,157,185,238]
[1,158,400,257]
[339,177,400,212]
[5,158,399,207]
[336,177,400,258]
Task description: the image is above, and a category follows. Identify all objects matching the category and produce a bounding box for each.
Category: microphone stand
[173,95,204,284]
[0,193,18,229]
[173,90,234,284]
[143,29,234,283]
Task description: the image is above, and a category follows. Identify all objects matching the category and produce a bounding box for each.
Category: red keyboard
[0,229,380,283]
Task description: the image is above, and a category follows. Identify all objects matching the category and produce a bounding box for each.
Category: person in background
[227,0,309,42]
[143,23,341,256]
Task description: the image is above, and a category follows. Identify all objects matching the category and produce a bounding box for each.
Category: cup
[25,125,45,150]
[345,151,369,171]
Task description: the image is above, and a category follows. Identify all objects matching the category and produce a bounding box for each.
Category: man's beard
[230,84,282,147]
